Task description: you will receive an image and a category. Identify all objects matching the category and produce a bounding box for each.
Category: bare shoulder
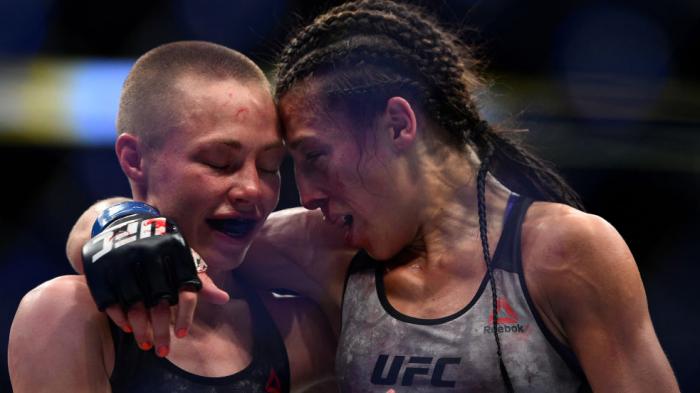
[522,202,633,276]
[520,201,645,338]
[9,275,112,392]
[259,291,338,392]
[11,275,108,354]
[12,275,102,331]
[518,201,679,391]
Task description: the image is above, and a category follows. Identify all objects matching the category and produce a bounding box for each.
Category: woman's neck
[402,144,512,275]
[190,268,247,325]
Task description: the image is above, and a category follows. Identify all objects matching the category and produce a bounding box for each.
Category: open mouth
[207,218,257,238]
[343,214,353,227]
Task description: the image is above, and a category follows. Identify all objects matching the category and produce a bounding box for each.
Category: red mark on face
[235,108,248,118]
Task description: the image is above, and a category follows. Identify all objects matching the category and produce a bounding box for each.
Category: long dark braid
[276,1,583,390]
[477,144,515,393]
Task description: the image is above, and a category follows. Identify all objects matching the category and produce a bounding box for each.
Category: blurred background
[0,0,697,391]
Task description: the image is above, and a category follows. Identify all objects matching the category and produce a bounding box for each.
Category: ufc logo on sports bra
[371,354,461,387]
[90,218,167,263]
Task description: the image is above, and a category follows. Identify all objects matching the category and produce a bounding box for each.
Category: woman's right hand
[68,198,228,357]
[103,269,228,357]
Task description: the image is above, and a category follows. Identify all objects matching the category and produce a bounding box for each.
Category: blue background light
[68,60,132,145]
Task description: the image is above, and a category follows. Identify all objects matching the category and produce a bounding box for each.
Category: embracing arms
[67,197,129,274]
[64,198,355,363]
[240,207,357,331]
[66,200,354,304]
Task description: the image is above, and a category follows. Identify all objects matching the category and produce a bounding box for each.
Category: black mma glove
[81,201,203,311]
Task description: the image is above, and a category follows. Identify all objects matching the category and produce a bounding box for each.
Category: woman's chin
[198,246,247,272]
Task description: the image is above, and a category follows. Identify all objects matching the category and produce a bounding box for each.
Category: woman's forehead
[279,94,329,131]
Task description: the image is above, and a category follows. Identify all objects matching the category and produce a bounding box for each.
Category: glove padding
[82,214,202,311]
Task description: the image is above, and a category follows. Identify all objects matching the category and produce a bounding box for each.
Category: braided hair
[275,1,583,390]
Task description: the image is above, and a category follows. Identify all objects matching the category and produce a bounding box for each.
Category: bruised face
[279,93,422,261]
[141,76,284,270]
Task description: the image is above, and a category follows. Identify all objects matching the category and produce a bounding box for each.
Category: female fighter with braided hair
[62,1,678,392]
[264,1,678,391]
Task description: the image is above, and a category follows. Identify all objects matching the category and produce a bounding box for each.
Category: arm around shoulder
[242,207,357,308]
[525,204,679,393]
[66,197,131,273]
[9,275,113,393]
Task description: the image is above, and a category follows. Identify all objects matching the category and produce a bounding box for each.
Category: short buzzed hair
[117,41,268,148]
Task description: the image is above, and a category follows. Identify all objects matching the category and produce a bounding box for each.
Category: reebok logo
[489,299,518,324]
[483,298,526,334]
[483,324,525,334]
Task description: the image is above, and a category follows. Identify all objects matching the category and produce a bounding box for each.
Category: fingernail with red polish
[139,342,153,351]
[175,328,188,338]
[122,324,133,333]
[156,345,169,358]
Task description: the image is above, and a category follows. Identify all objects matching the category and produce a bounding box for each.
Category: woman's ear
[384,96,417,151]
[115,133,145,183]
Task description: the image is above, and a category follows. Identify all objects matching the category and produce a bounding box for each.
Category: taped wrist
[82,202,202,311]
[91,201,160,237]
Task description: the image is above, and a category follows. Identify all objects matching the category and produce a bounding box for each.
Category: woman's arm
[67,201,355,305]
[66,197,129,273]
[525,204,679,393]
[9,275,113,393]
[64,200,355,354]
[241,207,357,309]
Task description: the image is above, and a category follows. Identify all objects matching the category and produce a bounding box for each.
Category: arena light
[0,58,132,146]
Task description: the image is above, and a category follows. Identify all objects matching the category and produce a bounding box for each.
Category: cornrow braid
[280,35,439,124]
[277,8,464,90]
[477,146,515,393]
[279,0,469,83]
[276,7,484,146]
[472,123,584,209]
